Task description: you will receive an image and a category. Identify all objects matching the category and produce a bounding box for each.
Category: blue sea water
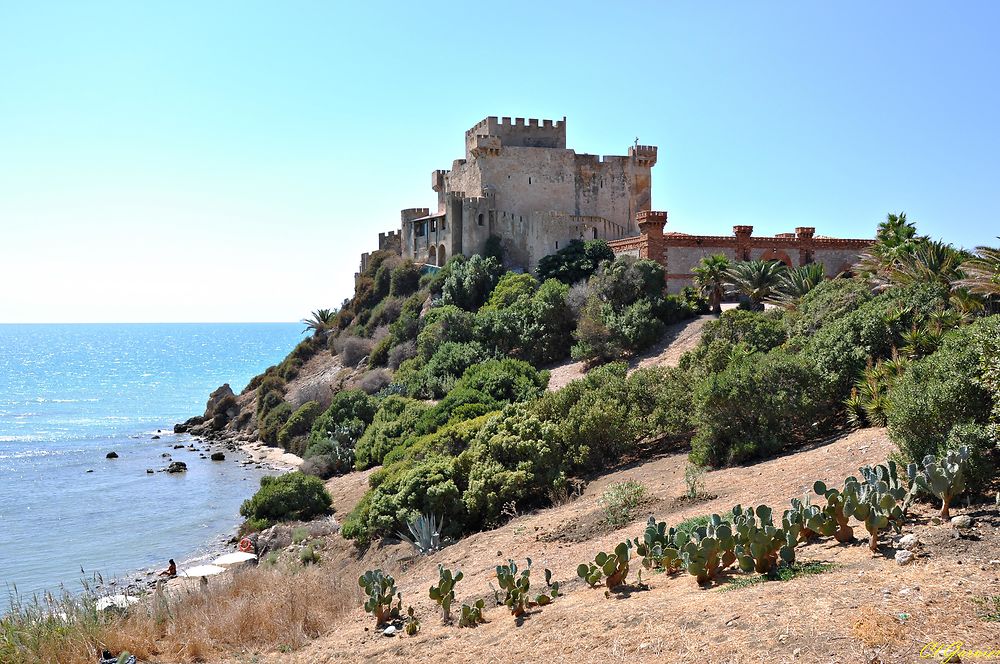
[0,323,302,601]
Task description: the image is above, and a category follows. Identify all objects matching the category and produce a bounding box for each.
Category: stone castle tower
[362,115,657,272]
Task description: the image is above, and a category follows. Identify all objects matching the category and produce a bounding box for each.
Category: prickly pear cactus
[732,504,795,574]
[495,558,557,616]
[906,446,969,519]
[679,514,736,584]
[458,599,486,627]
[632,517,683,573]
[847,480,906,552]
[785,496,835,542]
[429,564,463,622]
[359,569,402,625]
[404,605,420,636]
[814,480,856,543]
[577,541,633,591]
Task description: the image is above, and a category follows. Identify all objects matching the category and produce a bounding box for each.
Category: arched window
[428,245,437,265]
[478,213,484,226]
[438,244,447,266]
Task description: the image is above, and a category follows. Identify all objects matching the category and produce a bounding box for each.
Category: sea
[0,323,303,603]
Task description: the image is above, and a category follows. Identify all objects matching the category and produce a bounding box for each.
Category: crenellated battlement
[465,115,567,151]
[432,170,448,192]
[629,145,658,166]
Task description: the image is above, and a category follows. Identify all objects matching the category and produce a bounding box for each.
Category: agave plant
[397,513,445,555]
[691,253,732,314]
[724,260,788,310]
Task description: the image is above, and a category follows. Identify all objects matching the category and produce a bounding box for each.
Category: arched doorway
[438,244,447,266]
[428,245,437,266]
[761,249,793,267]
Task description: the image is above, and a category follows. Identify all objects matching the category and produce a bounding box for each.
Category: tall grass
[2,566,357,663]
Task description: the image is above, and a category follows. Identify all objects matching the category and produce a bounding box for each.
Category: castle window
[528,177,532,185]
[441,218,446,230]
[593,228,598,239]
[477,213,484,226]
[555,241,559,250]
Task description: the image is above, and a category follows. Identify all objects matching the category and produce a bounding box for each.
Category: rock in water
[895,550,914,566]
[204,384,235,418]
[146,469,154,474]
[210,452,225,461]
[166,461,187,473]
[106,451,119,459]
[951,515,973,529]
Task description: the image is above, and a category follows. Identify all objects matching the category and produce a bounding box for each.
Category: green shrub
[701,309,786,353]
[887,319,996,487]
[458,403,563,529]
[404,341,491,399]
[309,389,376,446]
[625,365,697,440]
[537,239,614,284]
[483,272,539,309]
[239,472,332,525]
[259,402,293,445]
[369,335,392,367]
[690,350,832,467]
[416,305,476,361]
[277,401,322,449]
[598,480,648,527]
[362,455,465,538]
[390,260,422,297]
[783,278,874,339]
[255,375,286,417]
[354,396,430,469]
[440,254,504,310]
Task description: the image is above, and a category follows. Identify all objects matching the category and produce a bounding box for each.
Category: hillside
[236,427,999,664]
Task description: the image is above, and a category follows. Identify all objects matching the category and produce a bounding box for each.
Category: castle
[361,116,873,287]
[361,115,656,273]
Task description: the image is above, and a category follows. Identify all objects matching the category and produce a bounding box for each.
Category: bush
[440,254,504,310]
[239,472,332,526]
[537,239,614,284]
[887,320,995,483]
[483,273,539,309]
[356,369,392,394]
[309,389,376,446]
[334,336,375,368]
[301,435,356,478]
[259,402,293,445]
[484,234,505,263]
[405,341,491,399]
[598,480,648,527]
[388,340,417,369]
[361,455,465,538]
[458,403,563,529]
[783,278,874,339]
[701,309,786,353]
[690,350,833,467]
[277,401,322,450]
[354,396,430,469]
[389,260,422,297]
[416,305,476,361]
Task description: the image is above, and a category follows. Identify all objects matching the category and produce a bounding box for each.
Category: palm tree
[769,262,827,308]
[691,254,732,314]
[854,212,923,279]
[954,240,1000,298]
[885,239,966,289]
[724,260,788,311]
[301,308,336,338]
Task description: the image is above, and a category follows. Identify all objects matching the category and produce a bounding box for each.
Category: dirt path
[546,314,714,391]
[255,428,1000,664]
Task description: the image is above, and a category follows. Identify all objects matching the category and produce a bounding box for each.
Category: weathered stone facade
[362,116,656,271]
[608,213,875,293]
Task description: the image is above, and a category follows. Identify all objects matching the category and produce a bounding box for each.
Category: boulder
[899,534,920,551]
[166,461,187,473]
[895,550,914,566]
[146,469,154,474]
[210,452,225,461]
[106,451,119,459]
[151,435,160,440]
[173,416,205,434]
[951,515,973,529]
[204,384,235,418]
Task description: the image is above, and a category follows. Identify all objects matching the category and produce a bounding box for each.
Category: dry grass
[2,565,357,664]
[852,605,905,648]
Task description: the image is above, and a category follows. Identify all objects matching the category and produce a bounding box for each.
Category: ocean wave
[0,447,83,460]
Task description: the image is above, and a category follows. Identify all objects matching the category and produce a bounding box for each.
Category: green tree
[692,254,731,314]
[724,260,787,310]
[301,308,336,338]
[770,262,827,308]
[955,240,1000,299]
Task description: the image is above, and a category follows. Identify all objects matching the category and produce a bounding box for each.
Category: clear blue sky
[1,1,997,323]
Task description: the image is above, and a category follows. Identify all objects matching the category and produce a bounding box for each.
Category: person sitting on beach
[158,559,176,577]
